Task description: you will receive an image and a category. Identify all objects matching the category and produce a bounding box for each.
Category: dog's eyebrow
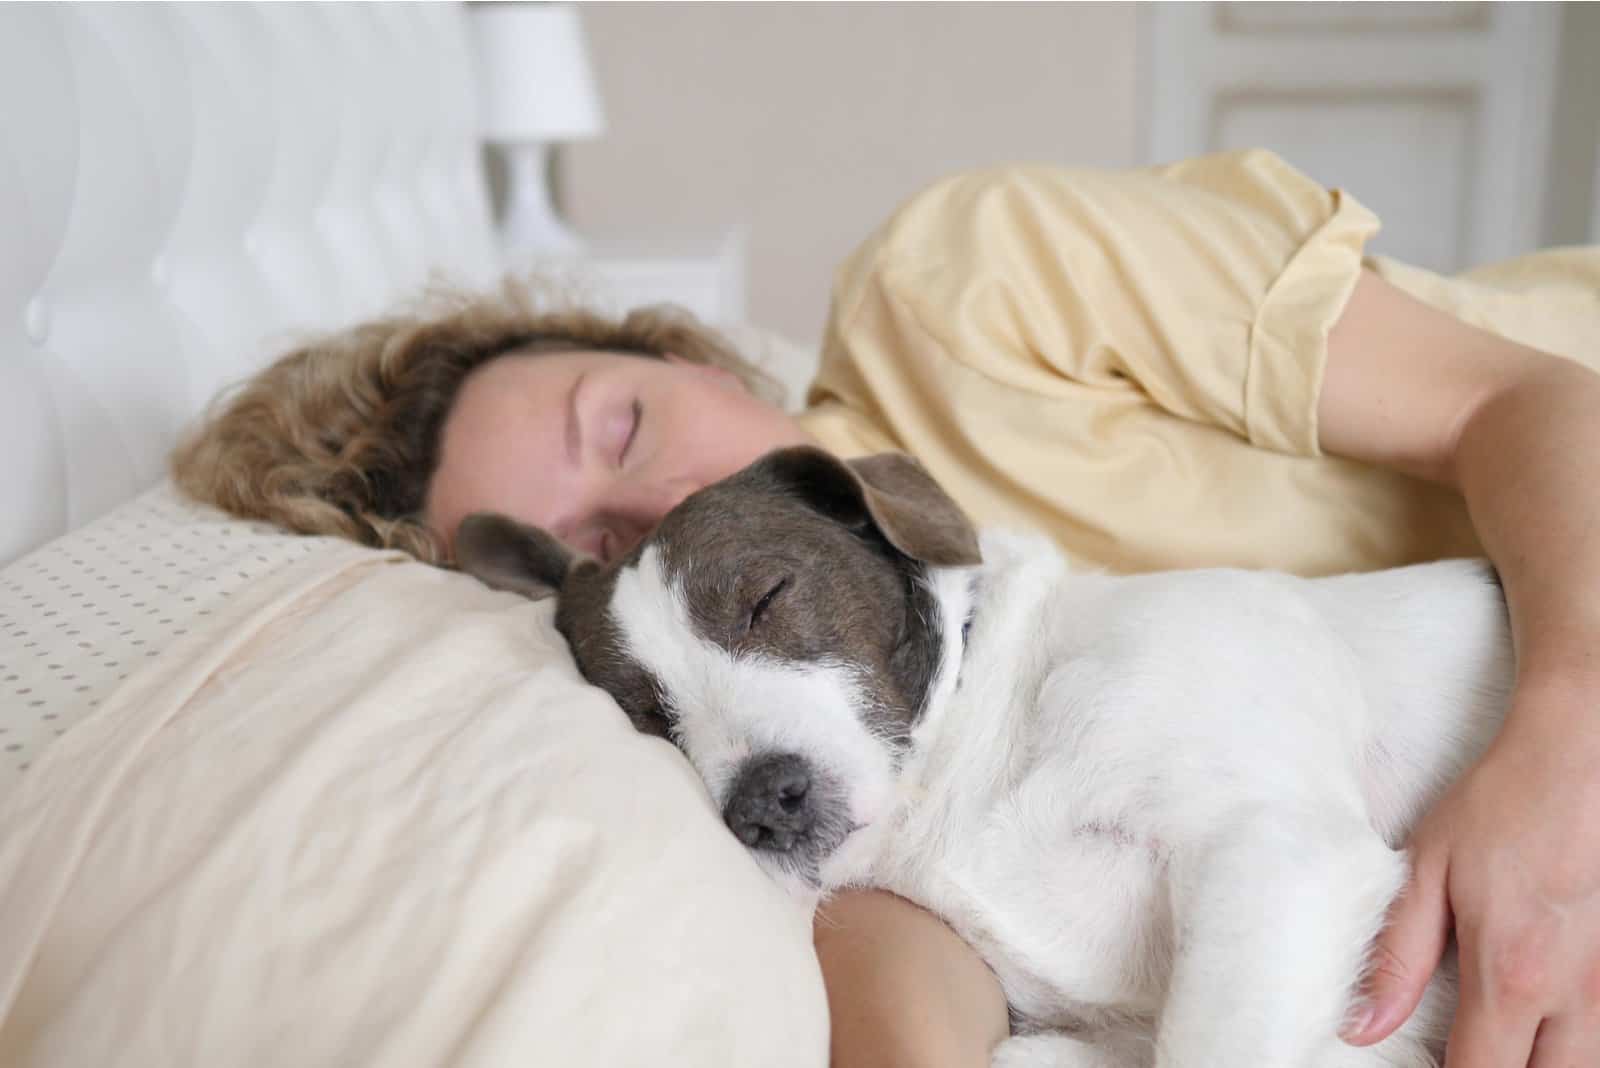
[566,370,587,465]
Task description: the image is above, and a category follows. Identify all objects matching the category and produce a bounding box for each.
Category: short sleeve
[819,150,1380,458]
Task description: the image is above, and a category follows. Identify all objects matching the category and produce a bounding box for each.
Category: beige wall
[562,2,1142,342]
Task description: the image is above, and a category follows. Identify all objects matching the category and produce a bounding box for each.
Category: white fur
[614,531,1512,1067]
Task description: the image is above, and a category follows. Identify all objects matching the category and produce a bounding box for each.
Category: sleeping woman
[174,150,1600,1068]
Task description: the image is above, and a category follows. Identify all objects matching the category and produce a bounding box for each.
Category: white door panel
[1144,3,1560,272]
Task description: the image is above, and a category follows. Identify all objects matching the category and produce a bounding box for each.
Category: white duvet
[0,542,827,1067]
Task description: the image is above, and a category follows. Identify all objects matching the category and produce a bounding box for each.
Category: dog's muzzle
[722,752,815,853]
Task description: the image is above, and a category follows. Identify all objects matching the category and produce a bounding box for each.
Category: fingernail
[1340,1006,1373,1043]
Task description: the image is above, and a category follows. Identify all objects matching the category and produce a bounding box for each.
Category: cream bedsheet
[0,542,826,1066]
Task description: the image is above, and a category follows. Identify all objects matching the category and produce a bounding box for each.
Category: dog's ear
[756,446,981,567]
[454,512,580,600]
[847,452,983,567]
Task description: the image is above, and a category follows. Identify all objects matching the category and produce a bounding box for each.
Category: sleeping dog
[455,446,1509,1068]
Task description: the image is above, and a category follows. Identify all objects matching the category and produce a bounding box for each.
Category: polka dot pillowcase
[0,484,342,798]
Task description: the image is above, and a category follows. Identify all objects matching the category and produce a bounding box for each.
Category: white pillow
[0,483,339,797]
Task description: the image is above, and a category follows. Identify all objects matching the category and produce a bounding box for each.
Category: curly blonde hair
[171,278,780,565]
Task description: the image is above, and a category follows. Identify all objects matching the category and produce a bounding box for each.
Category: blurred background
[535,2,1600,346]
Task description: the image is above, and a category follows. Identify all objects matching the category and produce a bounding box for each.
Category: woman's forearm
[1452,353,1600,709]
[1320,271,1600,707]
[814,889,1009,1068]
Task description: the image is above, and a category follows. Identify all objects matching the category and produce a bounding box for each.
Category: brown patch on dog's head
[454,447,980,746]
[654,447,978,744]
[455,449,982,884]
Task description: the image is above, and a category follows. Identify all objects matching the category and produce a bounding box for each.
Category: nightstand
[507,228,748,324]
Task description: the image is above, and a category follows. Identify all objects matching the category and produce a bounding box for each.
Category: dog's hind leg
[1154,804,1412,1068]
[993,1031,1146,1068]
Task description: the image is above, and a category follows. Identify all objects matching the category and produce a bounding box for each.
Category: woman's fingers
[1345,843,1453,1044]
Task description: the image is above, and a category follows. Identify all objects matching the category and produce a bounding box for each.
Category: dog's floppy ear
[757,446,981,567]
[454,512,580,600]
[847,452,983,567]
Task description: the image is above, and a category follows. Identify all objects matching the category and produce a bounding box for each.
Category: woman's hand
[815,889,1008,1068]
[1345,670,1600,1065]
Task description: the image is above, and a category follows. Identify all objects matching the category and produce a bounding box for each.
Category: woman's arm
[811,269,1598,1068]
[1320,269,1600,1066]
[815,889,1009,1068]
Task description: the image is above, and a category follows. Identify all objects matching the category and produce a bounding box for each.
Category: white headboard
[0,2,500,567]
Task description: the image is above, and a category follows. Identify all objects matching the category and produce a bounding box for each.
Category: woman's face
[425,349,812,563]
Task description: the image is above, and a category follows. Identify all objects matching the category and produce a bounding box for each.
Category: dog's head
[454,447,980,895]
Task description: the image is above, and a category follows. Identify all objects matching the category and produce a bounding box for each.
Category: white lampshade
[469,2,605,144]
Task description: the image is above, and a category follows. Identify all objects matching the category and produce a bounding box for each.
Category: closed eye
[748,577,788,629]
[619,399,642,464]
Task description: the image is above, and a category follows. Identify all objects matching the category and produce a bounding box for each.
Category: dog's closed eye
[747,578,789,631]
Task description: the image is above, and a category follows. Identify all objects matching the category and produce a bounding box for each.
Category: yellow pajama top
[795,150,1600,576]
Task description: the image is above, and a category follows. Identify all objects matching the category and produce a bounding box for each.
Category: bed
[0,5,827,1065]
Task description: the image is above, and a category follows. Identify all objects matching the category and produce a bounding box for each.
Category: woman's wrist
[1494,664,1600,774]
[1449,355,1600,764]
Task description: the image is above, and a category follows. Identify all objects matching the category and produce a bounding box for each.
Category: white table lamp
[469,2,605,255]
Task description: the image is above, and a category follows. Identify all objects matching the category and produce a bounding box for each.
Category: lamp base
[497,141,586,256]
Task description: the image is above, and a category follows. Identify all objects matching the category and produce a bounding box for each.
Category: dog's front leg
[1155,805,1408,1067]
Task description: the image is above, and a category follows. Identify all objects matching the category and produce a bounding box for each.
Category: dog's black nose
[723,753,814,853]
